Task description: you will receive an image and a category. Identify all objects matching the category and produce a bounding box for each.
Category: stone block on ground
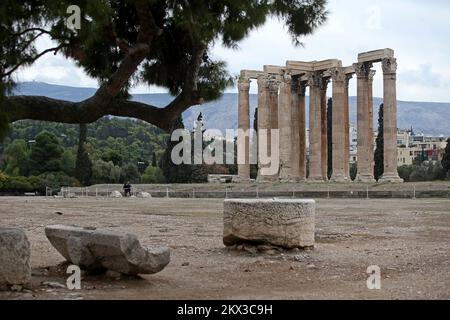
[137,192,152,198]
[45,225,170,275]
[110,191,123,198]
[0,228,31,287]
[223,199,315,249]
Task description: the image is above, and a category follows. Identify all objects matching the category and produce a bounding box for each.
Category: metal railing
[45,185,450,200]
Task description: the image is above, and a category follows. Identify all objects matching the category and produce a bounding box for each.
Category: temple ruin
[237,48,403,183]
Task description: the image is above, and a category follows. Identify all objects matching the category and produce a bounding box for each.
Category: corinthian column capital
[282,71,292,85]
[257,74,269,89]
[268,76,280,93]
[306,72,322,88]
[238,77,250,91]
[353,62,373,79]
[382,57,398,74]
[329,67,346,83]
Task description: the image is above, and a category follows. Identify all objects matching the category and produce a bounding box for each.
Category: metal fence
[45,185,450,199]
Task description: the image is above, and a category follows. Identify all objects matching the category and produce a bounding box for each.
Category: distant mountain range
[11,81,450,136]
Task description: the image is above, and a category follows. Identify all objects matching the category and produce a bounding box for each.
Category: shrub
[398,165,413,182]
[350,163,357,181]
[409,165,429,182]
[37,172,78,190]
[142,166,165,184]
[91,159,122,184]
[429,162,446,181]
[0,171,7,185]
[1,176,34,193]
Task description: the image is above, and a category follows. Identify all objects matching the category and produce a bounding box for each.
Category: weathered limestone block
[137,192,152,198]
[45,225,170,275]
[110,191,123,198]
[223,199,315,249]
[0,228,31,287]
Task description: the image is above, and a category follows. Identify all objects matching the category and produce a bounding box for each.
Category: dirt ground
[0,196,449,300]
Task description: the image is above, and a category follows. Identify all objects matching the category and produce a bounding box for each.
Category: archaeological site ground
[1,193,449,300]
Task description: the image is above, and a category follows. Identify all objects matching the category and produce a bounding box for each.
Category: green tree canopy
[3,138,29,176]
[120,163,141,183]
[28,131,64,175]
[142,165,165,184]
[0,0,328,135]
[91,159,121,184]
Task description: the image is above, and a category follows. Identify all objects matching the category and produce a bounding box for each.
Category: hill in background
[13,81,450,136]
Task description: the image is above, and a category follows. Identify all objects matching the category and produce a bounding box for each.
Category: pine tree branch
[1,45,64,78]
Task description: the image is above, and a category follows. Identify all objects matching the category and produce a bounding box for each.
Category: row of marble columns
[237,57,403,183]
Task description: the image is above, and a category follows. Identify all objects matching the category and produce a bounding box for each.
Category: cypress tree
[374,104,384,180]
[441,138,450,174]
[327,98,333,180]
[151,152,157,168]
[161,116,192,183]
[75,124,93,186]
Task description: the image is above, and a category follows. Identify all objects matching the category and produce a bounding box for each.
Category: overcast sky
[16,0,450,103]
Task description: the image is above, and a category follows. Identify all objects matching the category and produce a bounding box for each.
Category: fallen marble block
[45,225,170,275]
[0,228,31,287]
[137,192,152,198]
[223,199,315,249]
[110,191,123,198]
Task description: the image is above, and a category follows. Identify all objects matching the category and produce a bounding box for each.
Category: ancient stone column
[320,78,329,181]
[237,77,251,182]
[368,70,376,178]
[330,67,347,182]
[380,57,403,183]
[343,74,353,180]
[256,75,270,182]
[269,76,279,132]
[267,76,280,180]
[354,63,375,183]
[278,72,293,182]
[290,77,300,182]
[307,72,324,181]
[298,82,307,181]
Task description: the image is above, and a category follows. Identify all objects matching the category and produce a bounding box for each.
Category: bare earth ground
[0,197,449,300]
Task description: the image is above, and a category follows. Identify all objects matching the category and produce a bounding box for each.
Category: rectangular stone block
[0,228,31,287]
[358,48,394,63]
[312,59,342,71]
[240,70,264,79]
[286,61,314,72]
[263,65,285,75]
[223,199,315,249]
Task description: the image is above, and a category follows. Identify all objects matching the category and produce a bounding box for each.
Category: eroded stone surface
[45,225,170,275]
[137,192,152,198]
[223,199,315,249]
[110,191,123,198]
[0,228,31,287]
